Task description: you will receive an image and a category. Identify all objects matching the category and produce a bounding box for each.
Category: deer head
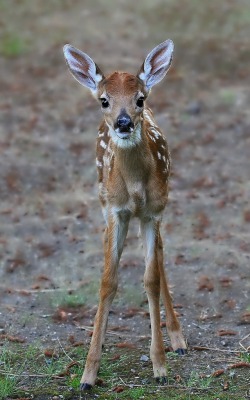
[63,40,174,144]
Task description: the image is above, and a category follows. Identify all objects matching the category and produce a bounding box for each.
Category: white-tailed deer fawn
[63,39,187,391]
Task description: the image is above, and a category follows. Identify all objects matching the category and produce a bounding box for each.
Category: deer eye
[136,97,144,108]
[100,98,109,108]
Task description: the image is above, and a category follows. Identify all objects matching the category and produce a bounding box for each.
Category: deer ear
[137,39,174,90]
[63,44,105,94]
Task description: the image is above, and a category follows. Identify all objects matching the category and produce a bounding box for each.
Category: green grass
[0,33,27,57]
[0,339,249,399]
[0,377,17,400]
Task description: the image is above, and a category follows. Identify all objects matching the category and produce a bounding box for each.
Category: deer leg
[80,212,130,390]
[157,231,187,354]
[141,219,166,381]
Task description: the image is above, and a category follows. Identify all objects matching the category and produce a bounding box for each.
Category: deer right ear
[63,44,105,94]
[137,39,174,91]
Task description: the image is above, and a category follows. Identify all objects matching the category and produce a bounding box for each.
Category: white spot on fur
[96,159,102,168]
[157,151,162,160]
[162,155,166,162]
[100,140,107,149]
[103,155,110,166]
[98,131,105,137]
[151,128,161,139]
[148,133,156,142]
[144,110,156,127]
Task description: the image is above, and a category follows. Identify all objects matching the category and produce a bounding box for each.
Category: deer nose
[116,113,134,131]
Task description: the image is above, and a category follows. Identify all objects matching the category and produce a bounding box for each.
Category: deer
[63,39,187,391]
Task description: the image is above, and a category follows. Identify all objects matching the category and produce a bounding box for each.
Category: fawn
[63,39,187,391]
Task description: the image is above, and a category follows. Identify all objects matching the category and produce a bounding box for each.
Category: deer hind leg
[80,212,130,390]
[157,231,187,354]
[141,218,167,382]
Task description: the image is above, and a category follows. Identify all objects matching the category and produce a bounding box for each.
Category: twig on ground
[57,337,74,362]
[0,370,65,379]
[239,333,250,352]
[78,325,149,339]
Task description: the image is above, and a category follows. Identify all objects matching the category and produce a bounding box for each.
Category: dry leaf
[244,210,250,223]
[112,386,125,393]
[217,329,237,336]
[0,334,25,343]
[219,277,233,287]
[198,275,214,292]
[228,362,250,369]
[116,342,136,349]
[212,369,224,377]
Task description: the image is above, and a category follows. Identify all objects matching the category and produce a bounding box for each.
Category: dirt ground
[0,1,249,399]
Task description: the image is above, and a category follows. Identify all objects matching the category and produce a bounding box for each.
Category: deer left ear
[137,39,174,90]
[63,44,105,95]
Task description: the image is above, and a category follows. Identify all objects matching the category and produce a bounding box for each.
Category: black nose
[116,113,134,131]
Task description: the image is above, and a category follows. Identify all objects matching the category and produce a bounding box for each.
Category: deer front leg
[157,231,187,354]
[141,218,167,382]
[80,211,130,390]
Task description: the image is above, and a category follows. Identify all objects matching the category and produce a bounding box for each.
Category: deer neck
[110,119,151,184]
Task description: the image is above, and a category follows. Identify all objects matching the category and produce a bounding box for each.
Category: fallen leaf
[44,349,58,358]
[72,341,84,347]
[122,308,143,318]
[6,251,26,272]
[174,374,182,382]
[198,275,214,292]
[116,342,136,349]
[240,312,250,324]
[228,362,250,369]
[217,329,237,336]
[36,274,52,282]
[219,277,233,287]
[112,386,125,393]
[37,243,55,258]
[193,177,214,189]
[96,378,106,387]
[175,254,186,265]
[212,369,225,377]
[108,354,121,361]
[0,334,25,343]
[244,210,250,223]
[68,335,75,344]
[223,299,236,309]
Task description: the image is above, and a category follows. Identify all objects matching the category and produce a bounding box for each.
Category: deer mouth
[116,131,131,139]
[115,126,134,139]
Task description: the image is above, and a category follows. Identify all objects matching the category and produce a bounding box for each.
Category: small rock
[140,355,149,362]
[186,101,202,115]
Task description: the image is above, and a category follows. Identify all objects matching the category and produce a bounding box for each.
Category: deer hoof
[80,382,92,391]
[155,376,167,385]
[175,348,187,356]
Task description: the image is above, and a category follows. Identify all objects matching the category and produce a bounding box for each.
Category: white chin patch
[108,124,142,148]
[116,132,130,139]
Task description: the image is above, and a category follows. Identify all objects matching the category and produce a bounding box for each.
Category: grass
[0,340,249,400]
[0,33,27,57]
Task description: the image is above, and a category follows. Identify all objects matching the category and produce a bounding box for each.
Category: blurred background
[0,0,249,382]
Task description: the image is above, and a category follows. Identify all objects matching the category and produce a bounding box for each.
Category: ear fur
[137,39,174,90]
[63,44,104,94]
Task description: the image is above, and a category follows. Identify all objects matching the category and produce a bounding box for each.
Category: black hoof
[80,382,92,391]
[155,376,167,385]
[175,348,187,356]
